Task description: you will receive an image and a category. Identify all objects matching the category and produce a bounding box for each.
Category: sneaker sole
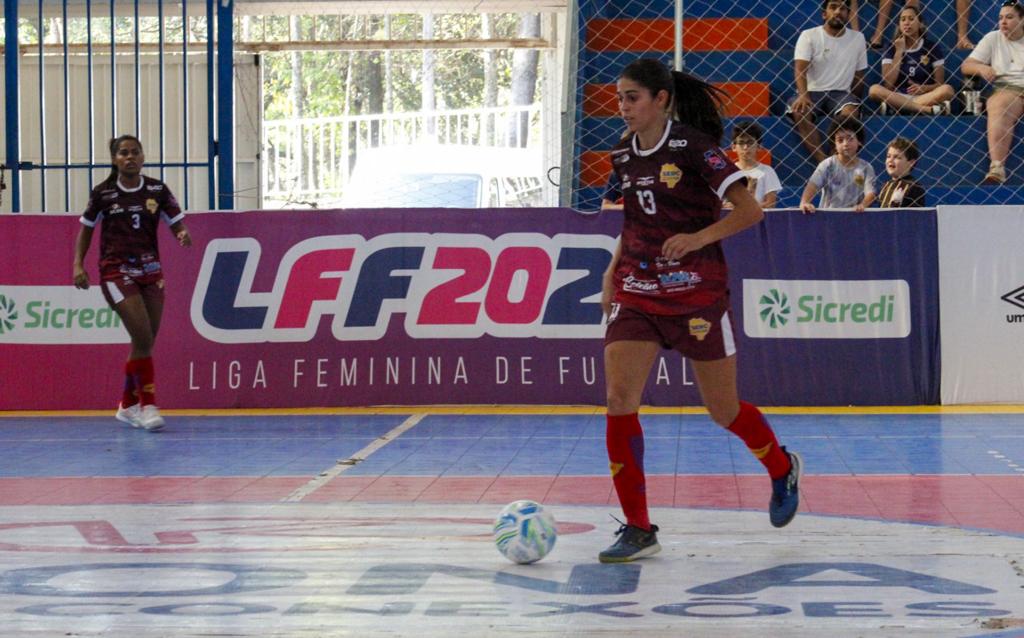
[771,451,803,529]
[140,420,165,432]
[115,411,141,428]
[598,542,662,563]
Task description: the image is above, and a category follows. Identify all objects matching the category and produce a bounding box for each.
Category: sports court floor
[1,406,1023,637]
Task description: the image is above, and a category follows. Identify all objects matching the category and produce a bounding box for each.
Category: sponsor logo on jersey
[146,184,164,192]
[703,150,727,171]
[613,153,630,165]
[637,176,655,187]
[668,139,688,149]
[688,317,711,341]
[660,163,682,188]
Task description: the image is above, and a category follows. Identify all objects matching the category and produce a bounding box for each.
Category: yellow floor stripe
[2,404,1024,418]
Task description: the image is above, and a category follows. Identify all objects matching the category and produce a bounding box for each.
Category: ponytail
[619,59,727,143]
[670,71,727,143]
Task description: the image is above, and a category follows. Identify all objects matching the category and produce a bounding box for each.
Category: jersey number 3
[636,189,657,215]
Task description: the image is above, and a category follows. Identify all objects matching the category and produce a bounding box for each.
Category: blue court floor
[0,407,1022,637]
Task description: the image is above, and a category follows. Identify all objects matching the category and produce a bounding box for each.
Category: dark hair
[822,0,850,12]
[107,134,143,182]
[1003,0,1024,19]
[827,116,865,146]
[893,5,926,39]
[888,136,920,162]
[619,58,727,142]
[731,121,764,143]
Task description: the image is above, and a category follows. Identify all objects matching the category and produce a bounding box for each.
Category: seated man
[789,0,868,164]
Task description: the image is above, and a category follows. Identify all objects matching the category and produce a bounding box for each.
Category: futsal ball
[493,499,557,564]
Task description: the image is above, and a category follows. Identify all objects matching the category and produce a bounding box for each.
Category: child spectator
[800,117,877,212]
[877,137,927,207]
[725,121,782,208]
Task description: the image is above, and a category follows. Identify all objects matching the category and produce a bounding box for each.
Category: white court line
[283,413,427,502]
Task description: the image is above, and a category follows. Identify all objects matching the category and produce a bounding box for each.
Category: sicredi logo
[743,279,911,339]
[0,286,128,344]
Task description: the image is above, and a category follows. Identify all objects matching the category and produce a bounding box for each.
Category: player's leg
[129,281,167,430]
[984,89,1024,184]
[103,279,158,429]
[691,355,801,528]
[600,307,663,562]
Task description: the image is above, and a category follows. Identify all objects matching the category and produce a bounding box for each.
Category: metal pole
[63,0,71,210]
[158,0,165,181]
[674,0,684,71]
[111,0,117,137]
[4,0,21,211]
[38,0,47,210]
[207,0,216,209]
[182,0,189,208]
[87,0,95,188]
[216,0,234,209]
[134,0,141,136]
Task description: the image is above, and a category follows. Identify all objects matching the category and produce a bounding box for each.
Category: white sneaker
[138,404,165,431]
[115,403,142,427]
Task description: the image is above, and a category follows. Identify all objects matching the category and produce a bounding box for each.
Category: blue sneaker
[598,522,661,563]
[769,448,802,528]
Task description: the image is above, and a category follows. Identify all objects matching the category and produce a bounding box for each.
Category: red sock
[135,356,156,406]
[727,401,791,479]
[606,413,651,530]
[121,360,139,408]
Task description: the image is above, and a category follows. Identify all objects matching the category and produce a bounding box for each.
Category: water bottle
[962,77,982,116]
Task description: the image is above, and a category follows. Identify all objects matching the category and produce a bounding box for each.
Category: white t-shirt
[969,31,1024,87]
[809,156,876,208]
[794,26,869,92]
[738,163,783,205]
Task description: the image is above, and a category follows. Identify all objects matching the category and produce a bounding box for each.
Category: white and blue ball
[493,499,557,564]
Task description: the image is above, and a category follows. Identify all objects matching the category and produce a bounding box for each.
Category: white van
[341,144,544,208]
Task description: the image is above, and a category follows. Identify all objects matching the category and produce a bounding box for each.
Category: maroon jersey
[609,120,745,315]
[80,175,184,277]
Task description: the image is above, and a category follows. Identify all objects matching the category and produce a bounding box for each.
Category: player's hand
[73,265,89,290]
[176,228,192,247]
[893,36,906,56]
[600,272,615,321]
[661,233,704,261]
[853,203,866,212]
[980,67,997,83]
[800,201,816,215]
[906,83,922,95]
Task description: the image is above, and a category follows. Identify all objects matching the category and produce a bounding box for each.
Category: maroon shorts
[604,299,737,361]
[99,265,165,308]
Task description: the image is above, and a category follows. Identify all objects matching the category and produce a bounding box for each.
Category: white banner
[742,279,911,339]
[0,286,128,345]
[938,206,1024,404]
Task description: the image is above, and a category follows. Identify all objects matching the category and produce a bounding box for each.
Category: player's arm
[170,220,192,247]
[661,181,763,260]
[761,190,778,208]
[602,238,622,319]
[800,181,819,214]
[73,225,94,289]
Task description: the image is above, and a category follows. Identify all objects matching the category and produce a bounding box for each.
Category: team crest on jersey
[703,150,727,170]
[146,198,159,214]
[853,171,865,187]
[921,55,929,65]
[688,317,711,341]
[660,163,682,188]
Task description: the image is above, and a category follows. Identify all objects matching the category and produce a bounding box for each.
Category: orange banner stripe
[583,82,770,118]
[586,18,769,52]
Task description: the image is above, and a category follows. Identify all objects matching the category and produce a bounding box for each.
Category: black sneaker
[769,448,802,528]
[598,522,661,563]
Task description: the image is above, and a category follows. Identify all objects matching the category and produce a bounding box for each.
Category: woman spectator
[962,0,1024,184]
[868,6,955,115]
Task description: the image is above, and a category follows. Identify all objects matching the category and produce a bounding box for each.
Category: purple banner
[0,208,937,409]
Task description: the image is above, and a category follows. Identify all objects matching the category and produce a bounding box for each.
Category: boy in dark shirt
[877,137,927,207]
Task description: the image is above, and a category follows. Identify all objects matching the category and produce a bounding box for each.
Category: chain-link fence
[573,0,1018,210]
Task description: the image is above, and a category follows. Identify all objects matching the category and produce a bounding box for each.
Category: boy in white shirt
[800,117,876,212]
[725,121,782,209]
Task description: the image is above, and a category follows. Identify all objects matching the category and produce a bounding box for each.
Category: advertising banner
[938,206,1024,404]
[0,208,938,409]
